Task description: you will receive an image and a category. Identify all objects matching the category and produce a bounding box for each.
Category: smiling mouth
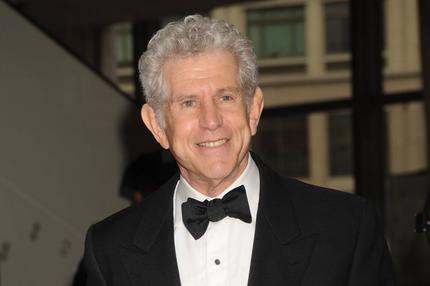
[197,139,227,148]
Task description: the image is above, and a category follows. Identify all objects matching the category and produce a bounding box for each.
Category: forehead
[162,50,239,96]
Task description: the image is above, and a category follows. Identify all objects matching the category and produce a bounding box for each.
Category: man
[84,15,395,285]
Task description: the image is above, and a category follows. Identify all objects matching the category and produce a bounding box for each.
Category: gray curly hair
[138,14,258,127]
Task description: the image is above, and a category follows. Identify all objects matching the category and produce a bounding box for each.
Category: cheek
[167,119,195,149]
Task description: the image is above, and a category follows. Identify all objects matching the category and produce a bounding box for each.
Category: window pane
[385,102,427,175]
[386,172,430,285]
[325,2,350,54]
[385,102,430,285]
[252,114,309,177]
[329,110,353,175]
[113,22,133,65]
[247,6,305,59]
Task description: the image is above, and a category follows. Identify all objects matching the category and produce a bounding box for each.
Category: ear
[141,104,170,149]
[249,87,264,136]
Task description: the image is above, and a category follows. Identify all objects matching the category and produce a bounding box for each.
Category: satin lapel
[248,154,317,286]
[120,174,181,286]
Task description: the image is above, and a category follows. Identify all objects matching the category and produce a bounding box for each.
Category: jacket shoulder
[89,173,177,248]
[283,177,374,233]
[285,177,366,207]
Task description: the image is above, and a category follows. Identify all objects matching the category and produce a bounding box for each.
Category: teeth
[198,139,227,148]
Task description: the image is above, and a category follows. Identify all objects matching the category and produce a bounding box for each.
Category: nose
[199,99,222,130]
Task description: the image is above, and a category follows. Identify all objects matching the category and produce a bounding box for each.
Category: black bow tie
[181,185,252,240]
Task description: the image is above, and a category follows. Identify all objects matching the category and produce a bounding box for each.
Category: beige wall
[0,2,155,285]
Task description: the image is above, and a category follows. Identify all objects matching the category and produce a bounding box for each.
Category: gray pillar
[418,0,430,172]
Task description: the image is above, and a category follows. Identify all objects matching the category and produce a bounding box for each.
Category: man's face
[142,50,263,194]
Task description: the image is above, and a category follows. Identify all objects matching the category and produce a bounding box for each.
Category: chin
[202,161,236,180]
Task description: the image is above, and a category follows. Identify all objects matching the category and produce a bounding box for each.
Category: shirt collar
[173,153,260,228]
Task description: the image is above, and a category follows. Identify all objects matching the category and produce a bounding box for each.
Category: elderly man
[84,15,395,286]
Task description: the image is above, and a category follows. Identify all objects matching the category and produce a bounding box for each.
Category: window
[329,111,353,176]
[252,114,309,177]
[247,6,305,59]
[325,2,350,54]
[113,22,133,66]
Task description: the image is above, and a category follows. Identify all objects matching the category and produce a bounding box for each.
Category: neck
[179,155,250,198]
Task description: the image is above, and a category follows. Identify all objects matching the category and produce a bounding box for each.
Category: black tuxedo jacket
[84,155,395,286]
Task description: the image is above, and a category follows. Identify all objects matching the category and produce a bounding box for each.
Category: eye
[180,99,195,108]
[220,94,234,102]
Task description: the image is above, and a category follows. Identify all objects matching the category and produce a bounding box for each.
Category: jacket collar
[125,153,314,286]
[131,153,304,251]
[251,152,302,243]
[131,172,179,252]
[121,173,182,286]
[248,153,316,286]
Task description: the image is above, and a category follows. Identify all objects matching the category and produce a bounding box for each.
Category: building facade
[108,0,426,193]
[211,0,425,193]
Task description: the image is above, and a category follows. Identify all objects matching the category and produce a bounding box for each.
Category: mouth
[197,139,227,148]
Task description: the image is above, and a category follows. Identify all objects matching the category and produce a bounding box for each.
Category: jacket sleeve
[84,225,108,286]
[347,200,396,286]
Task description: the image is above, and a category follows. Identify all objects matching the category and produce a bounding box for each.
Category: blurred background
[0,0,429,285]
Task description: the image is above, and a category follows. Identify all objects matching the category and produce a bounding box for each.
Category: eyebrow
[216,87,241,94]
[171,94,198,103]
[171,86,242,102]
